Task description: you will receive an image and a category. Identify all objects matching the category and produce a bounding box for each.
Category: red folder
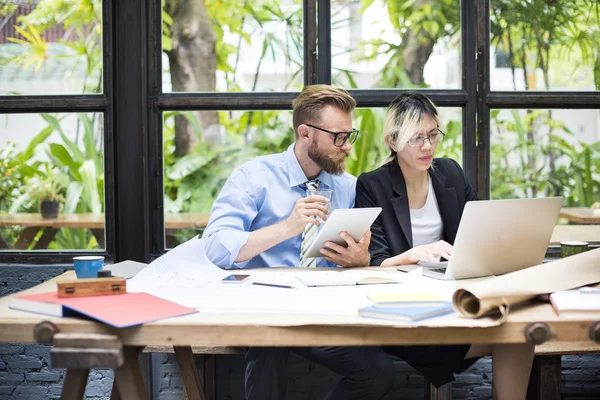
[12,291,196,328]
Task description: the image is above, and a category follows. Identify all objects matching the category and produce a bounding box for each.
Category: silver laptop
[418,197,562,280]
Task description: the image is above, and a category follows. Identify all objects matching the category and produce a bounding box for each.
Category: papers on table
[105,260,147,279]
[184,283,405,315]
[127,236,229,294]
[125,238,464,317]
[295,270,401,287]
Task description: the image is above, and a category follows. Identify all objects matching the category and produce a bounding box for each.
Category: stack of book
[358,292,454,322]
[550,286,600,317]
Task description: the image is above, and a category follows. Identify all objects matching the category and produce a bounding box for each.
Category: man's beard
[308,140,349,175]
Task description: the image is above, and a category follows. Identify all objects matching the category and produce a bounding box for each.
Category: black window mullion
[147,0,165,258]
[304,0,317,85]
[475,0,491,200]
[158,92,299,110]
[317,0,331,84]
[350,90,468,108]
[0,95,107,113]
[112,0,150,262]
[487,92,600,109]
[102,0,115,262]
[462,0,477,187]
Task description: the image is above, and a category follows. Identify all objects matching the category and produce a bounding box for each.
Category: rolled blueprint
[453,248,600,318]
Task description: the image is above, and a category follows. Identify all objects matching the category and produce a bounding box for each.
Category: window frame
[1,0,598,265]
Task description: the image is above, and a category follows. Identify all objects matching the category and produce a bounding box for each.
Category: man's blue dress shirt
[202,143,356,269]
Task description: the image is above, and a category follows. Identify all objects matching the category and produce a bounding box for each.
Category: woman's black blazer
[355,157,477,266]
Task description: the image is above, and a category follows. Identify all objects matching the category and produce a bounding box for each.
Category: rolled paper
[453,248,600,318]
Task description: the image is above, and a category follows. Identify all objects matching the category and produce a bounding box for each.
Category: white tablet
[304,207,382,258]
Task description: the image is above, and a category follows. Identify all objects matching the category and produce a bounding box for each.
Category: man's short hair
[292,85,356,135]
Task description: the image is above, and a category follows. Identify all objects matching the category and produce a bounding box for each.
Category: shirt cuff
[204,230,251,269]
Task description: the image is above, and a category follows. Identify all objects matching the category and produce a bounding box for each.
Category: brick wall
[1,265,599,400]
[0,265,114,400]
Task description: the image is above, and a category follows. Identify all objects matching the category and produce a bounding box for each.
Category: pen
[253,282,296,289]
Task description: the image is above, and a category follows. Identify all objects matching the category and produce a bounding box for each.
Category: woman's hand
[407,240,453,263]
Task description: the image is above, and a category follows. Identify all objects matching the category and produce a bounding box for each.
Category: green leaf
[64,181,84,213]
[48,143,83,181]
[21,125,54,161]
[594,53,600,90]
[166,152,215,180]
[79,160,102,214]
[41,114,86,162]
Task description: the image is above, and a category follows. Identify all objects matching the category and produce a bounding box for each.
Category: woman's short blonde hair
[383,92,440,160]
[292,85,356,136]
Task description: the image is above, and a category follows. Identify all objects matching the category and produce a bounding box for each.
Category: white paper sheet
[191,283,408,315]
[127,236,229,293]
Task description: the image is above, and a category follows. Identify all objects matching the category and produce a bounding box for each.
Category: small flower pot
[40,200,60,219]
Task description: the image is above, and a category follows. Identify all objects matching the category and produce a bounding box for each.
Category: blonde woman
[355,92,534,400]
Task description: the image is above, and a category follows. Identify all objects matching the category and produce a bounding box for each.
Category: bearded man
[202,85,395,400]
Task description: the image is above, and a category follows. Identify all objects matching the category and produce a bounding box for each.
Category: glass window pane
[162,106,462,247]
[0,1,103,95]
[0,113,105,251]
[161,1,303,93]
[490,0,600,91]
[490,108,600,244]
[332,0,461,89]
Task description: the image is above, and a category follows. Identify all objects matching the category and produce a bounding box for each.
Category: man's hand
[407,240,453,263]
[319,230,371,267]
[281,194,330,236]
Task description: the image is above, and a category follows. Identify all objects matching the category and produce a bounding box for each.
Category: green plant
[0,142,27,213]
[27,163,68,205]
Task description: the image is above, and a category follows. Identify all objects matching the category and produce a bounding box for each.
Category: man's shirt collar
[285,143,335,189]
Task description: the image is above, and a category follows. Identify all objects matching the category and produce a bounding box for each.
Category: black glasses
[305,124,359,147]
[406,128,446,148]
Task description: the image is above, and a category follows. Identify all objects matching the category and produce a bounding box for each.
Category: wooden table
[0,212,210,250]
[560,208,600,225]
[1,272,599,400]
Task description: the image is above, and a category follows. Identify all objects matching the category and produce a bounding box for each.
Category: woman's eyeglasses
[305,124,359,147]
[406,129,446,147]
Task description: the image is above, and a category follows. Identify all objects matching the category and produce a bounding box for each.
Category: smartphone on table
[222,274,251,284]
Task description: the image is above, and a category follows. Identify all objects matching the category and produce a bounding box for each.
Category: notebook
[10,291,196,328]
[549,288,600,317]
[358,302,454,322]
[366,292,447,308]
[295,270,401,287]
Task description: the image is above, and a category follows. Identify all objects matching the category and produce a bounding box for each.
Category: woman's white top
[410,177,443,248]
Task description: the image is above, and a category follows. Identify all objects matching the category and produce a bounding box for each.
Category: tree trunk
[165,0,219,156]
[402,0,436,86]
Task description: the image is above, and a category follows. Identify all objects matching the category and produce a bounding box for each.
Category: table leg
[526,354,561,400]
[204,354,216,400]
[114,346,148,400]
[62,368,90,400]
[34,227,59,249]
[174,346,207,400]
[14,227,41,250]
[424,379,452,400]
[0,233,10,249]
[110,379,122,400]
[91,228,105,248]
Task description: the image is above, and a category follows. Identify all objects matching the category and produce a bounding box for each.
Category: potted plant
[29,167,68,219]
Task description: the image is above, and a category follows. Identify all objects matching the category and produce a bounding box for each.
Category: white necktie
[299,180,320,268]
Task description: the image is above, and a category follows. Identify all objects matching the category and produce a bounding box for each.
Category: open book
[295,270,401,287]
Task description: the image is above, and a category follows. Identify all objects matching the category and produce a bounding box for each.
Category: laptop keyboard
[429,268,447,274]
